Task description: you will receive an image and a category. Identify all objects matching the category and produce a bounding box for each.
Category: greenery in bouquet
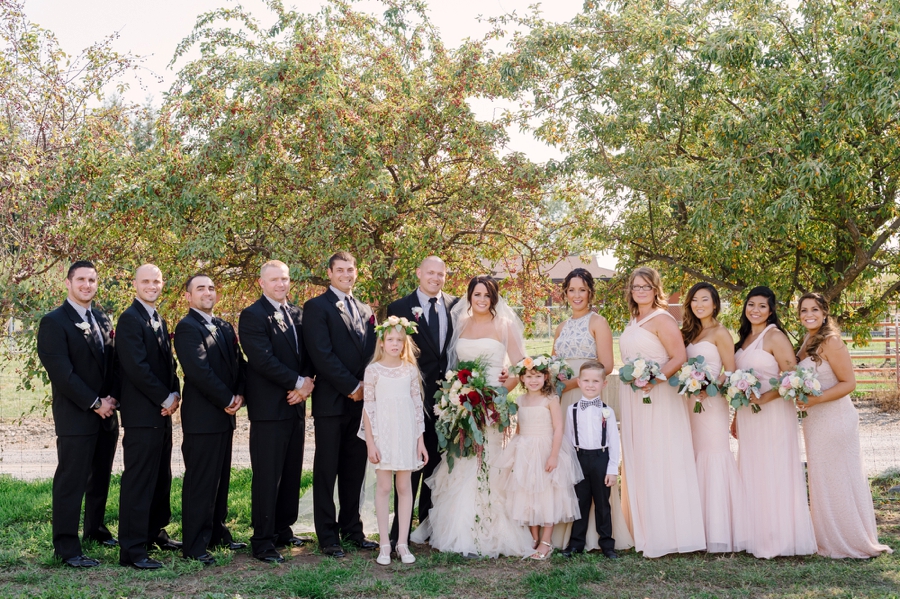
[723,369,763,413]
[619,356,666,404]
[668,355,721,413]
[770,366,822,419]
[433,357,517,472]
[509,354,574,397]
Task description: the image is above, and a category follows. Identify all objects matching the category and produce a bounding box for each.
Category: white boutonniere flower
[75,321,91,332]
[273,311,284,323]
[151,319,161,332]
[411,306,424,320]
[205,324,217,334]
[601,407,612,419]
[335,300,346,313]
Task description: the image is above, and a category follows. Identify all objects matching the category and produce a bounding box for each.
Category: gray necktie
[85,310,104,354]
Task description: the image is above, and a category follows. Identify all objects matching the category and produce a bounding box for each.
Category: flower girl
[358,317,428,565]
[503,356,583,559]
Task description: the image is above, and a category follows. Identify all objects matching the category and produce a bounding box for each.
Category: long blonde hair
[371,328,420,366]
[797,292,841,365]
[626,267,668,318]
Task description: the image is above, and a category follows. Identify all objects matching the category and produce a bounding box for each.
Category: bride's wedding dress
[410,336,533,557]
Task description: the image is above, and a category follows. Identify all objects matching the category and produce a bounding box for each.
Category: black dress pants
[570,448,615,552]
[182,430,235,557]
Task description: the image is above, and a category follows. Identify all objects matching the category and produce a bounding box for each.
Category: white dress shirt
[564,396,621,476]
[416,288,447,351]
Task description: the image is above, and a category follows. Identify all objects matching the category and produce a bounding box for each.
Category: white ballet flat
[376,544,391,566]
[396,543,416,564]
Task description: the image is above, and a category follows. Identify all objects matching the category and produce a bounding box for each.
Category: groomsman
[116,264,181,570]
[386,256,455,545]
[37,261,120,567]
[303,251,377,558]
[240,260,314,563]
[174,274,247,566]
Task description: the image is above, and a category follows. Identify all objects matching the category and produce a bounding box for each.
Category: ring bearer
[561,361,619,559]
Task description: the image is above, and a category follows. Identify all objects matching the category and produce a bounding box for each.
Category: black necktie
[85,310,104,354]
[345,296,364,339]
[281,306,299,352]
[428,297,441,349]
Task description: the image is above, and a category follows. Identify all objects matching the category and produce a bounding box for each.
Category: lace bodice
[362,361,424,439]
[555,313,597,360]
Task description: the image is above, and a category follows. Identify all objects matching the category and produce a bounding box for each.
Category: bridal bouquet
[619,356,667,404]
[668,355,721,413]
[770,366,822,419]
[509,354,575,397]
[433,357,517,472]
[723,369,763,413]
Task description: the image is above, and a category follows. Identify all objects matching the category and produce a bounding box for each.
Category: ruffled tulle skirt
[498,434,583,526]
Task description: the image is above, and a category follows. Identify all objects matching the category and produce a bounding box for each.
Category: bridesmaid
[733,286,816,558]
[618,267,705,557]
[550,268,633,551]
[796,293,892,558]
[680,283,747,553]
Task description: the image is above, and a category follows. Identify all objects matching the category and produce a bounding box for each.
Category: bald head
[416,256,447,297]
[134,263,164,306]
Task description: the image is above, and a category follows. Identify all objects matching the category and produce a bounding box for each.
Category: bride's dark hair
[466,275,499,318]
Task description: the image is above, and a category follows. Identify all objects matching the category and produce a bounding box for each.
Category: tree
[500,0,900,333]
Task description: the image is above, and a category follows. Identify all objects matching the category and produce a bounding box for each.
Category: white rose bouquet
[770,366,822,419]
[668,355,721,413]
[619,356,667,404]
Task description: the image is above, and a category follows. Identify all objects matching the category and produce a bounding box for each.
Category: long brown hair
[797,292,841,365]
[625,267,667,318]
[466,275,499,318]
[681,282,721,345]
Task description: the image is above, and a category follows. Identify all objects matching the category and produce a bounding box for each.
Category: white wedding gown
[410,337,534,557]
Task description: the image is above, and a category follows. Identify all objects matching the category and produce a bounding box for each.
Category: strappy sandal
[396,543,415,564]
[527,541,553,560]
[376,544,391,566]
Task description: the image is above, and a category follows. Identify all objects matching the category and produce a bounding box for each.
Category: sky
[22,0,617,267]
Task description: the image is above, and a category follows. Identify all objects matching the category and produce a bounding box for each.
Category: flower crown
[509,354,553,375]
[374,315,418,339]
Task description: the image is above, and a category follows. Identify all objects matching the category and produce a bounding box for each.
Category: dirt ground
[1,400,898,480]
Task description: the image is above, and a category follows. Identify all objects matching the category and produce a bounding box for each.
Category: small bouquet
[509,354,575,397]
[723,369,763,413]
[668,355,721,413]
[619,356,667,404]
[770,366,822,419]
[433,357,517,472]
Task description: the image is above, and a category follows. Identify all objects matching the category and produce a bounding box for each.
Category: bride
[410,275,534,557]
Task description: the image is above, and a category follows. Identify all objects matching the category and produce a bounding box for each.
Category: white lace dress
[411,337,534,557]
[357,361,425,471]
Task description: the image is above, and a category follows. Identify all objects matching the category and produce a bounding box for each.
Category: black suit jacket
[302,289,376,419]
[387,291,456,415]
[115,299,180,429]
[239,296,311,422]
[174,310,246,434]
[37,302,120,436]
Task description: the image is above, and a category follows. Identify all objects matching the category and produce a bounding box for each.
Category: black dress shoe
[152,538,183,552]
[346,538,378,550]
[101,538,119,548]
[603,550,619,559]
[218,541,247,551]
[253,549,285,564]
[63,555,100,568]
[275,536,311,548]
[187,553,216,566]
[321,544,345,558]
[560,546,583,558]
[122,557,163,570]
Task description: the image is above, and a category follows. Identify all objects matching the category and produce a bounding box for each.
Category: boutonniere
[601,407,612,420]
[75,321,91,332]
[168,332,175,340]
[205,324,217,334]
[273,311,284,323]
[368,314,376,325]
[411,306,424,321]
[150,319,161,332]
[109,329,115,339]
[335,300,346,313]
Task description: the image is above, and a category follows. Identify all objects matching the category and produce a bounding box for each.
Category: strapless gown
[619,310,706,557]
[687,341,747,552]
[800,356,892,558]
[734,324,816,558]
[411,337,534,557]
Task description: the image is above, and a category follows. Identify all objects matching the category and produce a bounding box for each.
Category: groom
[386,256,456,544]
[303,251,377,557]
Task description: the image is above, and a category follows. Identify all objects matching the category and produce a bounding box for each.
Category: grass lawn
[0,469,897,598]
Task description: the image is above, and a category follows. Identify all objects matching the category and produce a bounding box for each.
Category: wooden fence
[851,319,899,387]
